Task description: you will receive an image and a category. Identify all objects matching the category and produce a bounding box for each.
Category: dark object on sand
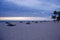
[7,24,16,26]
[5,22,16,26]
[26,22,30,24]
[19,21,23,23]
[34,21,38,23]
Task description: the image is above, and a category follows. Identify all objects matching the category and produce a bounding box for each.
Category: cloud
[0,0,60,18]
[5,0,60,11]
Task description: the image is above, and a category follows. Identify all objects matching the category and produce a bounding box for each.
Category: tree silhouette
[52,16,56,22]
[54,11,57,14]
[56,12,60,21]
[52,11,60,22]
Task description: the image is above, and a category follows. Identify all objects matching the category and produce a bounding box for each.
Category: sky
[0,0,60,19]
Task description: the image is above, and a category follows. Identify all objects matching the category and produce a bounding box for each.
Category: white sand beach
[0,21,60,40]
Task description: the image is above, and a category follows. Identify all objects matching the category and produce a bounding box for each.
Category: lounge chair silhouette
[26,21,31,24]
[5,22,16,26]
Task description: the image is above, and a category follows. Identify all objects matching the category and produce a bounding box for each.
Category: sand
[0,21,60,40]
